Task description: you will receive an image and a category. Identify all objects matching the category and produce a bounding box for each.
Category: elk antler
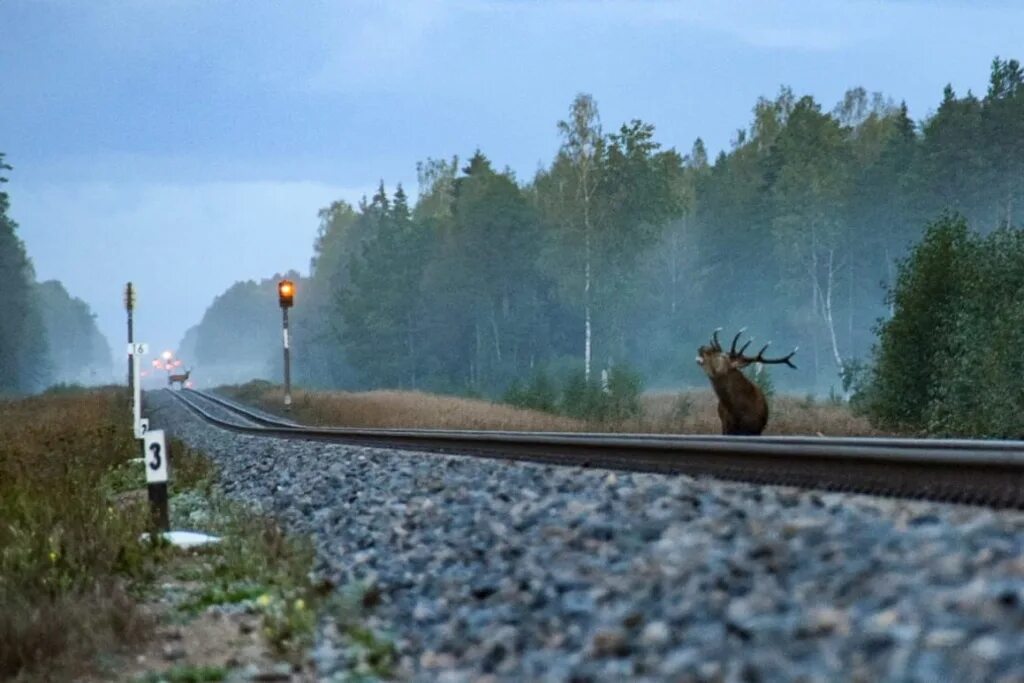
[710,328,723,351]
[729,328,751,357]
[743,342,799,369]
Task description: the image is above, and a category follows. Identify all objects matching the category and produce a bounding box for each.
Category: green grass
[0,386,390,680]
[0,388,157,680]
[136,664,227,682]
[163,482,327,660]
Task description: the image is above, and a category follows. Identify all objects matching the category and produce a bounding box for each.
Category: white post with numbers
[143,429,169,531]
[130,342,149,438]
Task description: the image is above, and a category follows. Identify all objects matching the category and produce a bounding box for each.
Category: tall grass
[0,388,153,679]
[219,382,882,436]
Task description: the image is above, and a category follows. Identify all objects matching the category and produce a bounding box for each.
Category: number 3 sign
[143,429,168,483]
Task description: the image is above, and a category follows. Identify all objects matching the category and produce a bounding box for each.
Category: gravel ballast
[148,391,1024,682]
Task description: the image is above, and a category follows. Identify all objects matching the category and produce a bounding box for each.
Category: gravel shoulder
[147,390,1024,682]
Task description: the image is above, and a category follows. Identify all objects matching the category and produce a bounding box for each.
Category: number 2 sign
[143,429,168,483]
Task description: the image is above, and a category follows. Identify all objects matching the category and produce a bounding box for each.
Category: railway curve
[168,388,1024,509]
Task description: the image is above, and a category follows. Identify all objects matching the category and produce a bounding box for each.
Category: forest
[0,154,112,393]
[187,58,1023,412]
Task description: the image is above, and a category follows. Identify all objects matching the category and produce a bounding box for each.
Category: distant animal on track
[168,368,191,389]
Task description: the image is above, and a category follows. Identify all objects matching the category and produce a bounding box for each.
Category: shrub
[924,227,1024,437]
[0,389,153,679]
[560,365,644,422]
[865,213,970,431]
[560,369,605,420]
[605,365,644,421]
[866,213,1024,437]
[503,370,558,413]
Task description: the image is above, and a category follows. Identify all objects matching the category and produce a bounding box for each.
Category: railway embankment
[150,389,1024,682]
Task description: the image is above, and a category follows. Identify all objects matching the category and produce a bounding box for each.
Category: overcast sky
[2,0,1022,375]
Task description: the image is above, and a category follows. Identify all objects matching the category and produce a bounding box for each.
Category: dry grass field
[0,387,150,679]
[637,392,887,436]
[0,387,340,681]
[221,382,884,436]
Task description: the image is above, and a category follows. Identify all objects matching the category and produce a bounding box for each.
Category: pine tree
[0,154,52,393]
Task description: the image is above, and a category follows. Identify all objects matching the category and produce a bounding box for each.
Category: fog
[2,1,1023,396]
[183,69,1024,401]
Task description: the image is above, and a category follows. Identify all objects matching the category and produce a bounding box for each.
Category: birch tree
[550,93,603,380]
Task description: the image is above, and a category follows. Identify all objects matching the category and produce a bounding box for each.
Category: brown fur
[696,348,767,434]
[696,330,796,436]
[168,368,191,389]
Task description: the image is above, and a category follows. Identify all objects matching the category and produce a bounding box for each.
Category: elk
[167,368,191,389]
[696,329,797,435]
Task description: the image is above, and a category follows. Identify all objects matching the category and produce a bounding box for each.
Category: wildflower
[257,593,272,607]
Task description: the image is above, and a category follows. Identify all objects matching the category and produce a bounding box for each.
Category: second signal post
[278,279,295,411]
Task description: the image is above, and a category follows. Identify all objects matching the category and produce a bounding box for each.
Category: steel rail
[168,389,1024,508]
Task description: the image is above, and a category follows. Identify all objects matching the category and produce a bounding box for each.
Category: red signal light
[278,279,295,308]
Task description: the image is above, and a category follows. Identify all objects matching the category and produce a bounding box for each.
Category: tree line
[187,57,1023,404]
[863,213,1024,437]
[0,154,112,393]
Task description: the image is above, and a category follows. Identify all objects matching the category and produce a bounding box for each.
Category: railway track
[168,388,1024,508]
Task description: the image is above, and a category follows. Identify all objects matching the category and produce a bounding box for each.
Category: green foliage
[865,214,969,430]
[0,153,53,393]
[503,370,558,413]
[256,591,317,657]
[339,184,431,389]
[179,583,267,614]
[35,280,112,385]
[168,484,324,661]
[841,358,872,412]
[42,381,88,394]
[925,227,1024,436]
[560,370,608,421]
[0,389,155,679]
[558,365,645,422]
[605,364,644,420]
[866,215,1024,437]
[183,57,1024,401]
[136,666,227,683]
[324,582,397,679]
[191,275,298,385]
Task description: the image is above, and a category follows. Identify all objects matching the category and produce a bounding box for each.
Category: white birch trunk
[884,246,896,318]
[584,245,592,381]
[817,249,848,400]
[582,152,594,382]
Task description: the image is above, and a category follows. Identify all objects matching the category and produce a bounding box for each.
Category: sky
[2,0,1023,376]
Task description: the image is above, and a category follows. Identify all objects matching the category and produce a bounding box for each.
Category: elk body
[168,368,191,389]
[696,330,797,435]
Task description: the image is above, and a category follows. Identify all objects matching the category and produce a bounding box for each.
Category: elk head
[696,328,797,435]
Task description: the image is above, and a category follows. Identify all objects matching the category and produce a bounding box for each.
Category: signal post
[125,282,135,398]
[278,279,294,411]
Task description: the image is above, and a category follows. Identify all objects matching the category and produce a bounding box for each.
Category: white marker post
[129,342,149,438]
[143,429,170,532]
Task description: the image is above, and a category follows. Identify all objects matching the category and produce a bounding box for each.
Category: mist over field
[182,58,1024,414]
[1,3,1022,436]
[8,9,1024,683]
